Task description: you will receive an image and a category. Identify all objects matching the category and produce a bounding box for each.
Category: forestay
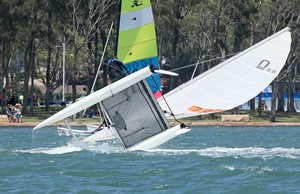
[159,27,292,118]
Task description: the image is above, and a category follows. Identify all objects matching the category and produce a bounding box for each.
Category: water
[1,126,300,193]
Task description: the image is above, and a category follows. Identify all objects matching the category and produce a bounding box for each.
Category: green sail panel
[118,23,157,64]
[118,2,157,64]
[117,0,160,94]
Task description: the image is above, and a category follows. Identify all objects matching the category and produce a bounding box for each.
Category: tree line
[0,0,299,121]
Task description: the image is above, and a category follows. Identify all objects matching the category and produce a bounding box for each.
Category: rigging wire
[109,83,114,97]
[170,53,237,72]
[150,75,183,125]
[91,54,241,127]
[142,59,184,125]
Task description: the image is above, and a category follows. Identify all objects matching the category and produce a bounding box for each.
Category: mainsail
[117,0,161,97]
[159,27,292,118]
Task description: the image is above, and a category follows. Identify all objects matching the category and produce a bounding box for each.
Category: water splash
[15,140,124,155]
[15,142,82,155]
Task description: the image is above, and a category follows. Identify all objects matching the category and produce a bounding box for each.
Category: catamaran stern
[127,124,191,151]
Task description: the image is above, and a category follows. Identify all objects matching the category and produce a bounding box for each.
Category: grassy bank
[170,110,300,124]
[18,106,300,125]
[22,106,101,125]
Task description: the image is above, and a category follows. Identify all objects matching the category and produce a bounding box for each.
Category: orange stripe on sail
[188,105,225,113]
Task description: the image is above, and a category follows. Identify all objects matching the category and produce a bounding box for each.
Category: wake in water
[15,144,300,158]
[16,142,82,154]
[146,147,300,159]
[15,140,124,155]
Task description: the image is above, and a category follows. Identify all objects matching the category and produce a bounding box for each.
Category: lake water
[1,125,300,193]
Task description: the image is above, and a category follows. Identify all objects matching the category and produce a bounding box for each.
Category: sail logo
[188,105,224,113]
[256,60,276,74]
[132,0,143,7]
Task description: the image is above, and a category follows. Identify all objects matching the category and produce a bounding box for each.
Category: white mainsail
[158,27,291,118]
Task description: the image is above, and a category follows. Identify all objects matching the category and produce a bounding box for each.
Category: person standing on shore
[5,104,14,123]
[14,103,22,123]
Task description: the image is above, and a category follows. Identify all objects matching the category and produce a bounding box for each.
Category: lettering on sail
[256,60,277,74]
[132,0,143,7]
[188,105,225,113]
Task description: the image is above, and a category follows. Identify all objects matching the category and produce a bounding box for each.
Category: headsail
[159,27,292,118]
[117,0,161,97]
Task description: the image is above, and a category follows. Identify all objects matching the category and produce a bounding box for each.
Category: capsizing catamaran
[33,0,292,151]
[34,66,191,151]
[55,0,165,141]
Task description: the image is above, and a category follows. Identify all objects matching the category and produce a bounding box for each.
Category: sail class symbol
[256,60,270,70]
[131,0,143,8]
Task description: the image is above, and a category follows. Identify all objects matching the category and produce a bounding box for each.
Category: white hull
[57,127,93,136]
[83,127,116,142]
[58,124,190,150]
[86,125,99,132]
[127,125,191,151]
[57,125,115,142]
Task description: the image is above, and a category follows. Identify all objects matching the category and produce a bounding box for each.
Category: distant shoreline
[1,121,300,127]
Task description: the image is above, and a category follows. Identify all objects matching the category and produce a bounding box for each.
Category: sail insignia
[131,0,143,8]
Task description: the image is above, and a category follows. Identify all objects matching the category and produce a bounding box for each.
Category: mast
[62,36,65,102]
[114,1,122,57]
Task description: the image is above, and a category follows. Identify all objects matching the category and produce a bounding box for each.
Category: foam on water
[83,141,125,153]
[3,126,300,193]
[14,136,300,158]
[146,147,300,159]
[16,142,83,154]
[222,165,235,171]
[15,140,125,155]
[219,165,274,174]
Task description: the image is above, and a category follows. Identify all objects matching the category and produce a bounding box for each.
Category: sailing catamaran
[33,0,292,151]
[34,66,191,150]
[56,0,164,139]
